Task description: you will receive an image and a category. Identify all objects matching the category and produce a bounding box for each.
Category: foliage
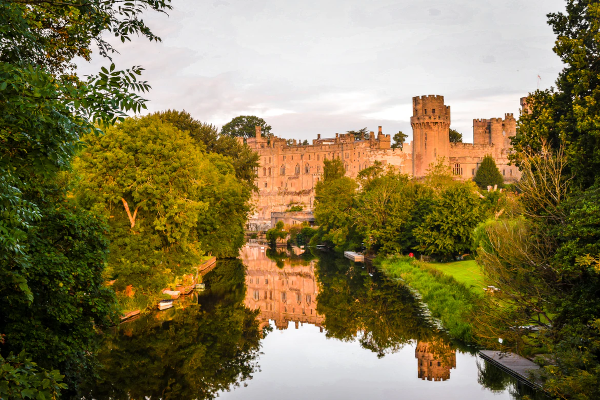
[0,0,169,393]
[75,115,210,292]
[153,110,260,188]
[221,115,272,139]
[316,253,438,356]
[512,1,600,190]
[391,131,408,149]
[346,127,369,141]
[379,256,479,342]
[80,260,263,400]
[265,221,287,247]
[414,182,484,259]
[313,169,359,251]
[449,128,463,143]
[0,352,66,400]
[474,155,504,190]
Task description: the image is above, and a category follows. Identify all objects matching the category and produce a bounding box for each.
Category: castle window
[305,164,310,173]
[253,290,259,300]
[281,292,287,302]
[472,168,475,176]
[269,157,271,163]
[510,169,513,176]
[432,109,436,114]
[280,166,285,175]
[424,109,427,114]
[265,279,268,284]
[345,153,349,159]
[297,293,301,303]
[301,154,304,160]
[295,164,300,175]
[453,163,462,175]
[503,169,506,176]
[264,182,267,188]
[283,156,286,161]
[268,167,271,176]
[317,166,321,173]
[306,295,311,305]
[263,167,266,176]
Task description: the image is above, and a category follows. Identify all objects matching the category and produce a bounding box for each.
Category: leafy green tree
[0,352,66,400]
[221,115,272,139]
[153,110,260,187]
[346,127,369,141]
[313,159,360,250]
[391,131,408,149]
[354,171,414,254]
[474,155,504,190]
[322,158,346,181]
[449,128,463,143]
[414,182,484,259]
[302,139,310,145]
[0,0,168,392]
[266,221,288,247]
[75,115,211,292]
[512,1,600,190]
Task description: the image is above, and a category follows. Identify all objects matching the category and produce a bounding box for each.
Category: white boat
[158,300,173,311]
[344,251,364,262]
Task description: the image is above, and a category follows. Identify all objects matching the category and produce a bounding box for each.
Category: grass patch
[425,260,488,294]
[379,256,482,342]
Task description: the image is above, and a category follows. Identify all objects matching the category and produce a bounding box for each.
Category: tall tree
[153,110,259,188]
[391,131,408,149]
[474,155,504,190]
[221,115,272,139]
[449,128,463,143]
[346,127,369,141]
[0,0,169,393]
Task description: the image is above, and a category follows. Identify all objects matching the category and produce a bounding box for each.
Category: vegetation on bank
[378,257,480,342]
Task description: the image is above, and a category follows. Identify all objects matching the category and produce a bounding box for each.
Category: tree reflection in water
[80,259,264,400]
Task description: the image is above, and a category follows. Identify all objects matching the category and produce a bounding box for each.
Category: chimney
[317,134,321,140]
[255,126,261,139]
[378,126,382,135]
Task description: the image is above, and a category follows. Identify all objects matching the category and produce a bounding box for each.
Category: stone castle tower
[411,95,451,176]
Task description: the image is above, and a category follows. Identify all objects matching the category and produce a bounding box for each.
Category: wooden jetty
[479,350,543,389]
[344,251,364,262]
[197,256,217,274]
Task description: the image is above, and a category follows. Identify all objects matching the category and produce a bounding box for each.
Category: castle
[246,95,522,226]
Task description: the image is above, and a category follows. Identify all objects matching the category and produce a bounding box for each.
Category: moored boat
[158,300,173,311]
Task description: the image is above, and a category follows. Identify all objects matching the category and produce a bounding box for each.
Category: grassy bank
[378,256,482,342]
[425,260,488,295]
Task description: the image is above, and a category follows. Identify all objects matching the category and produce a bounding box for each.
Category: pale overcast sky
[78,0,567,143]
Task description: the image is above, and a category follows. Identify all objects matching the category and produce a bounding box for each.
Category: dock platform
[479,350,543,389]
[344,251,364,262]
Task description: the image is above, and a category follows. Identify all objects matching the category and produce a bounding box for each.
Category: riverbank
[115,256,217,315]
[378,256,482,342]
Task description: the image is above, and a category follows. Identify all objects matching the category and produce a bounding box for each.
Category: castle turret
[411,95,451,177]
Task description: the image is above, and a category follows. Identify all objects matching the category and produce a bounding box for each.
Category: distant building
[415,341,457,382]
[245,95,523,226]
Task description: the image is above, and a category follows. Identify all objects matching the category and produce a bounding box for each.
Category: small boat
[194,283,206,291]
[158,300,173,311]
[162,289,181,299]
[120,309,141,322]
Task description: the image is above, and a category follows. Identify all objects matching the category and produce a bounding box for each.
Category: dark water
[81,245,546,400]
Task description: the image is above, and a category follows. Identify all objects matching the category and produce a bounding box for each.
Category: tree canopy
[449,128,463,143]
[221,115,272,139]
[346,127,369,141]
[474,155,504,189]
[391,131,408,149]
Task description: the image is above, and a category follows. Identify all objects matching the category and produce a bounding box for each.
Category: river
[80,244,547,400]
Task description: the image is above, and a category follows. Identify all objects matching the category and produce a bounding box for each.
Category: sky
[77,0,567,143]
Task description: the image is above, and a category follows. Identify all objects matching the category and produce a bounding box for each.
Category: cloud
[75,0,566,144]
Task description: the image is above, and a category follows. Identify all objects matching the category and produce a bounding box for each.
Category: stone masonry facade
[246,95,523,224]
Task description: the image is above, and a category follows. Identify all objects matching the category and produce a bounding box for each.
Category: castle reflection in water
[240,244,324,331]
[240,244,456,381]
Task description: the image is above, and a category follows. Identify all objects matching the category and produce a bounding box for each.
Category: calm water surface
[82,245,545,400]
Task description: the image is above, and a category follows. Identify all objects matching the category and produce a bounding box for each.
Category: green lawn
[425,260,489,294]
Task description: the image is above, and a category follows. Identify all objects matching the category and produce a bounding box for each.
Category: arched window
[280,165,285,175]
[263,167,266,176]
[305,163,310,173]
[452,163,463,175]
[295,164,300,175]
[268,167,271,176]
